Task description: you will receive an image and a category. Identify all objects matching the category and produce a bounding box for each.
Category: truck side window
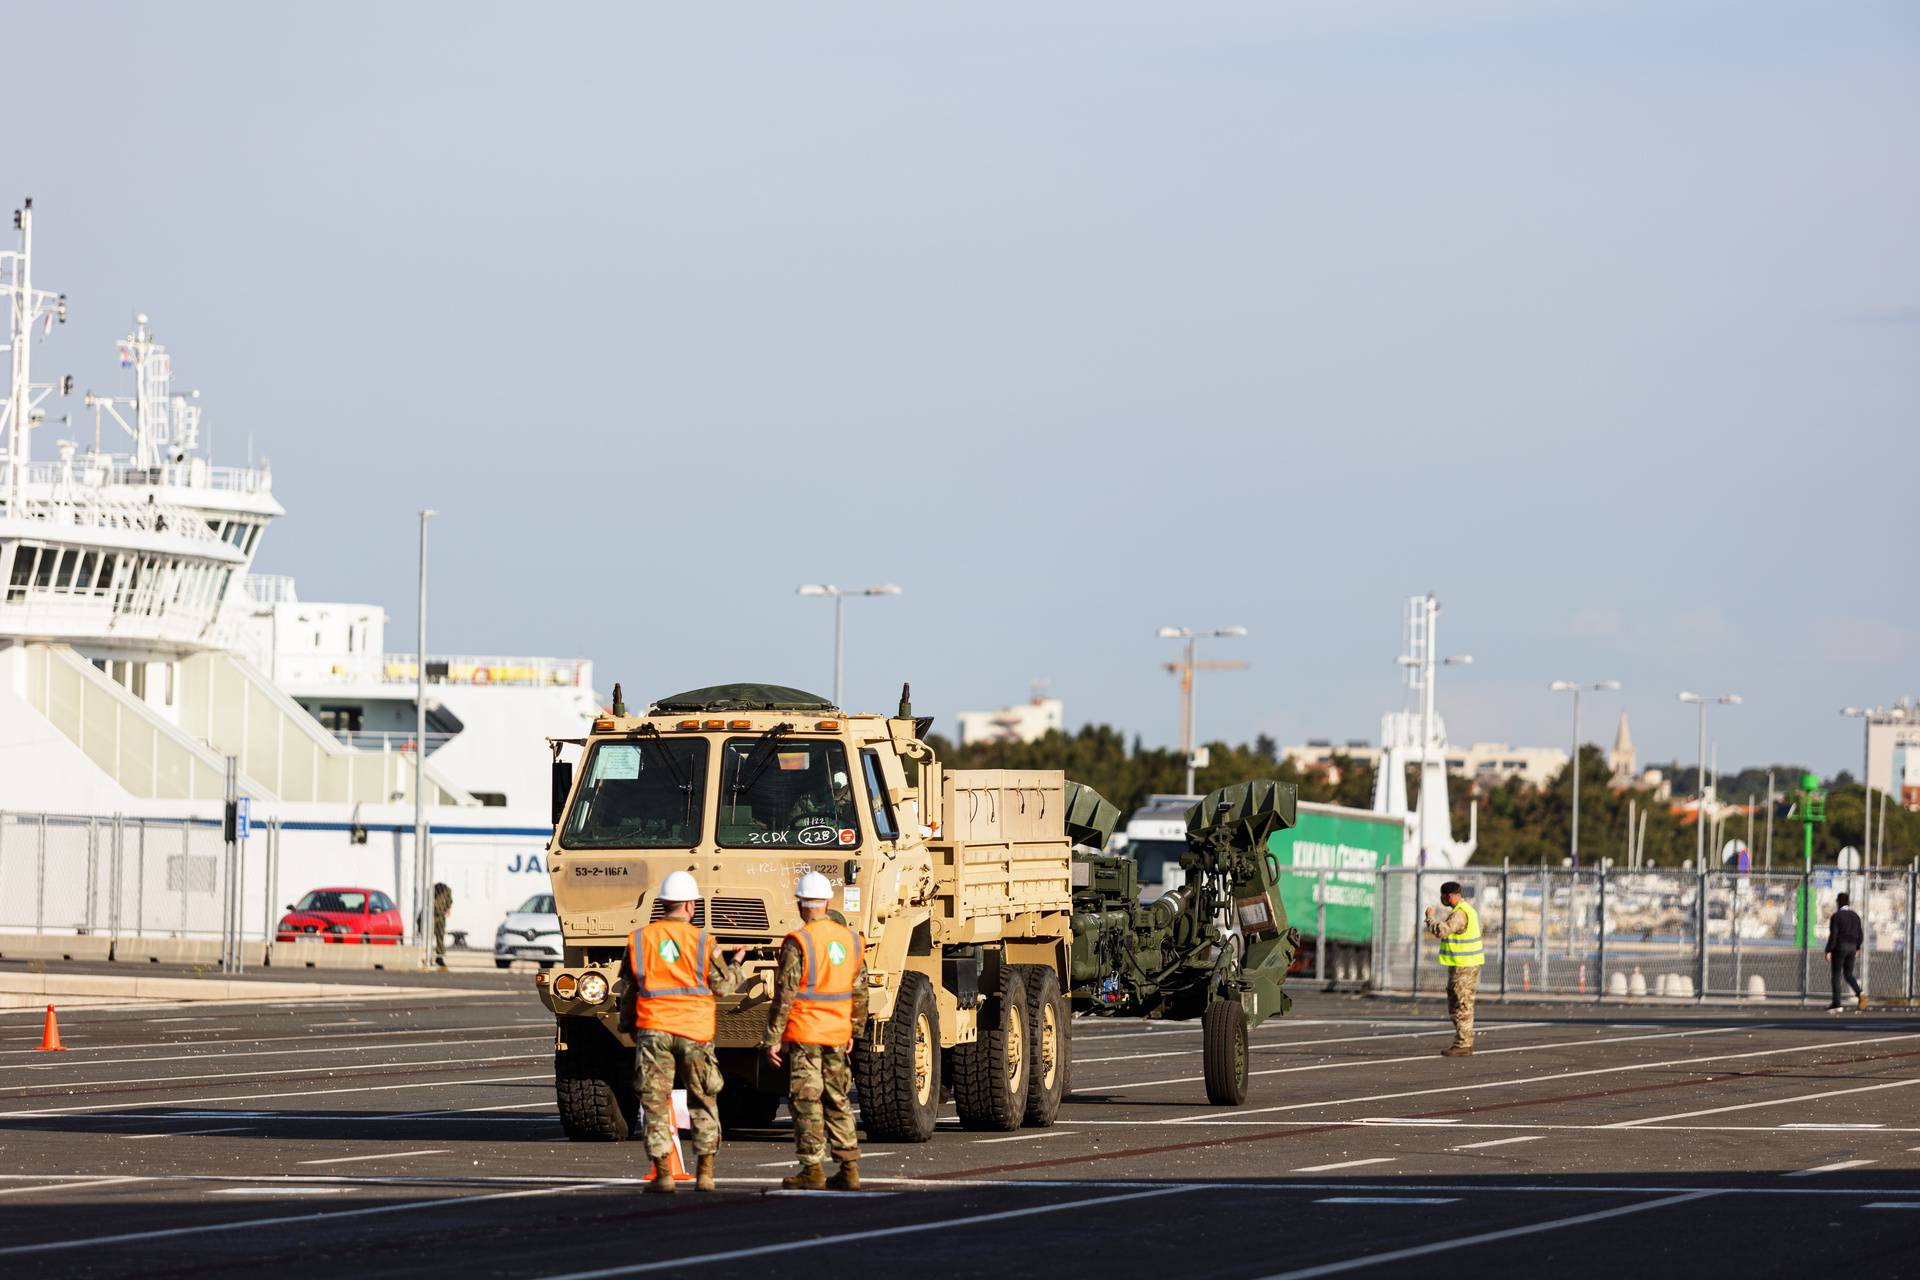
[862,749,899,842]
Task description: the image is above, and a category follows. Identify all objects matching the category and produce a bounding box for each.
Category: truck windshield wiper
[727,723,793,820]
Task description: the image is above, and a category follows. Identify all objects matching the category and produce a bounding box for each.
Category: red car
[276,887,403,944]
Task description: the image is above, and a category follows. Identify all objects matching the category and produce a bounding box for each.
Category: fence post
[1695,865,1708,1002]
[36,813,47,934]
[84,818,97,935]
[179,822,190,937]
[1316,869,1328,989]
[136,820,146,940]
[1538,863,1549,992]
[1859,870,1872,997]
[1499,860,1510,1001]
[1908,862,1917,1007]
[1799,866,1811,1007]
[1598,864,1608,1001]
[109,814,123,943]
[1411,868,1423,998]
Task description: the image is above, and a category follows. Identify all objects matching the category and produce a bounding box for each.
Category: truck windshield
[1127,838,1185,890]
[717,737,861,849]
[560,739,707,849]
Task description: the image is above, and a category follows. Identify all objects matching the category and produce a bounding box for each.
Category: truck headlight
[577,972,609,1005]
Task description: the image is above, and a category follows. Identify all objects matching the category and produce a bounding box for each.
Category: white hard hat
[795,871,833,902]
[658,870,701,903]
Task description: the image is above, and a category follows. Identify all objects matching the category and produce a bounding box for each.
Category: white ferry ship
[0,198,597,952]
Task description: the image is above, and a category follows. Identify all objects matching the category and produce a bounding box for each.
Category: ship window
[93,555,115,597]
[74,551,98,593]
[559,738,709,850]
[35,548,59,589]
[7,544,36,602]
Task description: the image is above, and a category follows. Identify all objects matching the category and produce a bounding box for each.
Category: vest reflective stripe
[631,919,716,1040]
[1437,901,1484,968]
[784,919,861,1045]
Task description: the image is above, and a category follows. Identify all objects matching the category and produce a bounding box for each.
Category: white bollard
[1629,966,1647,997]
[1654,972,1672,997]
[1746,973,1767,1001]
[1608,970,1629,997]
[1674,974,1695,998]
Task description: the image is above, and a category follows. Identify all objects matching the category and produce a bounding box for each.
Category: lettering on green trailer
[1266,808,1404,943]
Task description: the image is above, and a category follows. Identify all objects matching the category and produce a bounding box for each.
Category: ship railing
[379,653,591,688]
[244,573,298,604]
[328,729,460,753]
[1,455,272,495]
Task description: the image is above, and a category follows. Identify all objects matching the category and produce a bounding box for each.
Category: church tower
[1609,711,1636,787]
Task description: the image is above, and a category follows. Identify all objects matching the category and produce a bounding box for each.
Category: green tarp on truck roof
[647,683,838,714]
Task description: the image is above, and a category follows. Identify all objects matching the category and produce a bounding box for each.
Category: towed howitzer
[1066,779,1301,1104]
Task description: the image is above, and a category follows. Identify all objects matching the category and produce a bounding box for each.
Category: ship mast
[1,198,70,506]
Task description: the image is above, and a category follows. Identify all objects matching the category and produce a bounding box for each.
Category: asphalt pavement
[1,981,1916,1278]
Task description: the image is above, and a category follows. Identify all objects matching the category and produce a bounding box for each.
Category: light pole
[1840,707,1881,870]
[1549,680,1620,868]
[796,583,901,708]
[414,508,436,962]
[1157,626,1248,794]
[1679,692,1741,870]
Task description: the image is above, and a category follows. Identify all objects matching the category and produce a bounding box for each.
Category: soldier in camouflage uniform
[1425,880,1484,1057]
[431,882,452,967]
[764,871,868,1191]
[627,871,744,1193]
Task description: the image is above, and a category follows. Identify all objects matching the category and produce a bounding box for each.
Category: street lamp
[796,583,901,708]
[1840,707,1882,870]
[1679,692,1741,869]
[1549,680,1620,868]
[1158,626,1248,794]
[414,508,437,963]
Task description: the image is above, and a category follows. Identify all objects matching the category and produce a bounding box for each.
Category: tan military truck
[535,682,1094,1142]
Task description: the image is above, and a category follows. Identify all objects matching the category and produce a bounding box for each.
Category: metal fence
[1370,863,1920,1006]
[0,810,283,946]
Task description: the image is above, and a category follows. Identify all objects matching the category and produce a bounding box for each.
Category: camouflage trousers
[632,1030,723,1161]
[432,918,445,959]
[786,1043,858,1165]
[1446,965,1481,1047]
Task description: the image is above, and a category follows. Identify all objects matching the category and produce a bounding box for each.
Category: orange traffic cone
[665,1132,694,1182]
[39,1005,67,1052]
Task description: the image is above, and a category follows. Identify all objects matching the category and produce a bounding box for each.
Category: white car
[494,893,562,968]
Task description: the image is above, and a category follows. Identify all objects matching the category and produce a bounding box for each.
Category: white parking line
[1253,1190,1723,1280]
[298,1149,450,1166]
[1317,1196,1458,1205]
[121,1126,253,1139]
[0,1176,149,1198]
[1865,1202,1920,1210]
[0,1023,539,1060]
[1786,1160,1876,1178]
[1292,1158,1396,1173]
[208,1187,348,1196]
[1451,1136,1543,1151]
[0,1051,545,1099]
[532,1185,1198,1280]
[1606,1077,1920,1129]
[973,1131,1064,1144]
[1075,1024,1546,1066]
[0,1036,545,1076]
[0,1071,552,1117]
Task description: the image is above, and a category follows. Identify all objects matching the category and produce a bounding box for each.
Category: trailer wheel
[554,1019,637,1141]
[1015,965,1067,1126]
[953,964,1030,1131]
[1202,1000,1249,1106]
[853,971,940,1142]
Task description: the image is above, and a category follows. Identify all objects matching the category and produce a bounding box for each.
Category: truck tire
[952,964,1030,1131]
[1202,999,1249,1106]
[555,1020,637,1141]
[718,1080,781,1133]
[853,971,940,1142]
[1015,964,1067,1127]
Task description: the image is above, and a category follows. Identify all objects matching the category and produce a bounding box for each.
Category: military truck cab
[538,683,1076,1143]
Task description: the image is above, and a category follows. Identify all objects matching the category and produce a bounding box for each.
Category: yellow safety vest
[1437,901,1484,968]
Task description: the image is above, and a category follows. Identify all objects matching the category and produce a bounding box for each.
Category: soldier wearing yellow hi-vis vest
[1425,880,1483,1057]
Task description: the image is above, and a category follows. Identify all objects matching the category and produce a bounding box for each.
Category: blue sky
[9,2,1914,774]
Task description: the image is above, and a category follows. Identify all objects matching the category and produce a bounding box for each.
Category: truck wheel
[1015,964,1067,1127]
[953,964,1030,1131]
[554,1020,637,1141]
[1202,999,1249,1106]
[718,1080,781,1133]
[853,971,940,1142]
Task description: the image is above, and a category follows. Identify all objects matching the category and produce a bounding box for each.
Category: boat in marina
[0,198,597,953]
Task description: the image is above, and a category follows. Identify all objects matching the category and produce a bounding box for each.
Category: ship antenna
[2,197,71,508]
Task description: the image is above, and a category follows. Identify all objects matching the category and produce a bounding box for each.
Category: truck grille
[648,896,770,932]
[716,1003,773,1046]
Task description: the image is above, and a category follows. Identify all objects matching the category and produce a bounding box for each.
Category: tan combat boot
[781,1162,826,1191]
[1441,1043,1473,1058]
[642,1160,678,1194]
[825,1158,860,1192]
[695,1154,716,1192]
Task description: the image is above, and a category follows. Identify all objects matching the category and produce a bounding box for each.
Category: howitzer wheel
[1014,964,1067,1126]
[853,971,940,1142]
[953,964,1030,1131]
[1202,1000,1249,1106]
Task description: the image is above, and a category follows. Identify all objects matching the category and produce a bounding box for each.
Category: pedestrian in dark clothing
[1825,892,1864,1012]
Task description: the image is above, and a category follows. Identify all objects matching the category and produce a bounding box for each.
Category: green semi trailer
[1262,802,1407,984]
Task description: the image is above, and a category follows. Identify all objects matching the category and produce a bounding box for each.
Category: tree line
[929,725,1916,869]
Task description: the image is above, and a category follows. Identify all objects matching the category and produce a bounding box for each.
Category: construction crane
[1158,626,1249,793]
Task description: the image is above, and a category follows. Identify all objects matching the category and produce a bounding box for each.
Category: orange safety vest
[782,918,862,1046]
[629,918,715,1042]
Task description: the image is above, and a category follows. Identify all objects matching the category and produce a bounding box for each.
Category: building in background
[1860,701,1920,808]
[956,690,1063,745]
[1609,712,1636,785]
[1285,739,1567,789]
